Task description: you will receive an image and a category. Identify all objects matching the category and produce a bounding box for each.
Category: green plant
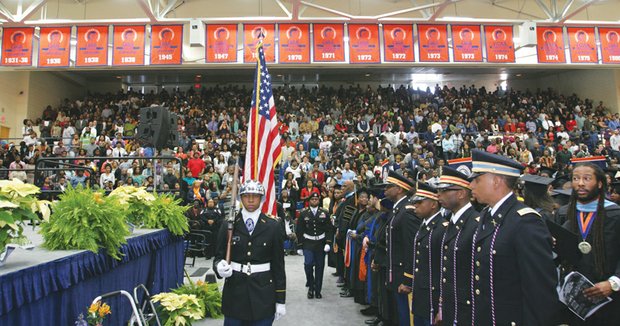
[109,186,155,226]
[151,292,204,326]
[143,194,190,236]
[40,186,129,260]
[0,179,50,253]
[172,272,223,319]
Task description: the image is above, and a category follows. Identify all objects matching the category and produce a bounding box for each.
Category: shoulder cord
[469,226,480,326]
[452,228,463,325]
[488,226,500,326]
[438,226,449,322]
[428,227,435,324]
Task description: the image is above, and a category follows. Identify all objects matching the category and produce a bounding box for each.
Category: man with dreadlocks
[555,163,620,325]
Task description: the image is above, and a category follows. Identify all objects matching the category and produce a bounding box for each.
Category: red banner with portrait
[382,24,414,62]
[348,24,380,63]
[1,27,34,66]
[76,26,108,67]
[313,24,345,62]
[150,25,182,65]
[278,23,310,64]
[451,25,483,62]
[206,24,237,63]
[599,27,620,64]
[417,24,449,62]
[536,27,565,63]
[38,27,71,67]
[243,24,275,63]
[567,27,598,64]
[112,25,145,66]
[485,25,515,63]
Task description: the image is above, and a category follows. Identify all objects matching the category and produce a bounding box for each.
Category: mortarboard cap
[369,183,387,199]
[611,181,620,194]
[521,174,554,195]
[470,149,524,179]
[551,174,571,189]
[539,166,557,178]
[380,198,394,210]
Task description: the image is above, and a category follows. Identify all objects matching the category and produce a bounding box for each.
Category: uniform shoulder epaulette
[517,207,541,217]
[405,205,416,210]
[266,213,280,221]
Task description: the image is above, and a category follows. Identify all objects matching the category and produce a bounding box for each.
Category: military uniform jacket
[440,205,480,326]
[213,212,286,321]
[386,197,421,292]
[472,194,557,326]
[557,204,620,301]
[296,206,333,252]
[407,212,447,319]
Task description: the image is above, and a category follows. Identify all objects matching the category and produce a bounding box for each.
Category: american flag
[244,39,282,216]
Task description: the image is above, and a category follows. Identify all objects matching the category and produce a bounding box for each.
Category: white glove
[324,244,331,252]
[296,249,304,256]
[216,260,233,278]
[275,303,286,321]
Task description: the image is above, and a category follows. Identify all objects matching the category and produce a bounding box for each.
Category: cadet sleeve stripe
[404,272,413,278]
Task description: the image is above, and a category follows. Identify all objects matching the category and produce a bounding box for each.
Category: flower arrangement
[0,179,50,256]
[109,186,155,226]
[40,186,129,260]
[75,301,111,326]
[151,292,204,326]
[172,279,223,319]
[143,194,189,236]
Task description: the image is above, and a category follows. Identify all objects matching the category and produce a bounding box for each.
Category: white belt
[303,233,326,240]
[231,261,271,275]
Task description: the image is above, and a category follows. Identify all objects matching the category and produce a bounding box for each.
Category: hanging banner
[451,25,483,62]
[567,27,598,64]
[278,23,310,64]
[348,24,380,63]
[313,23,345,62]
[38,27,71,67]
[243,24,275,63]
[417,24,449,62]
[112,25,145,66]
[150,25,183,65]
[485,25,515,63]
[382,24,414,62]
[1,27,34,66]
[206,24,237,63]
[536,27,566,63]
[76,26,108,66]
[599,27,620,64]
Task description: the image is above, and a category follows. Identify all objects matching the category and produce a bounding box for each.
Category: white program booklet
[558,271,613,321]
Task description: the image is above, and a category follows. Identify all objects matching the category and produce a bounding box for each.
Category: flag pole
[253,40,262,181]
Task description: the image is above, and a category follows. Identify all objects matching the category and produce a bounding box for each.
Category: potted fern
[109,186,155,227]
[40,186,129,260]
[0,179,50,265]
[143,193,190,236]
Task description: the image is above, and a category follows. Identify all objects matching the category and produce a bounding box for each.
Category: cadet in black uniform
[436,166,479,326]
[555,163,620,325]
[404,182,446,326]
[469,149,558,325]
[213,180,287,326]
[384,171,419,326]
[296,192,333,299]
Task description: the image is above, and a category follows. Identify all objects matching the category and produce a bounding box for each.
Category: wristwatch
[609,277,620,292]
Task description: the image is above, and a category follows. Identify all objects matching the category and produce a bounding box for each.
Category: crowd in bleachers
[1,83,618,208]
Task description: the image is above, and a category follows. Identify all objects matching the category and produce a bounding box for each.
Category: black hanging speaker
[137,106,170,149]
[167,112,180,148]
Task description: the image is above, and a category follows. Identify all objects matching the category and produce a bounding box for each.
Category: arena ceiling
[2,0,619,86]
[0,0,616,26]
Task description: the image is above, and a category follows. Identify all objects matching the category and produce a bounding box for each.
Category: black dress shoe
[340,291,353,298]
[307,291,314,299]
[315,293,322,299]
[365,317,381,325]
[360,306,378,316]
